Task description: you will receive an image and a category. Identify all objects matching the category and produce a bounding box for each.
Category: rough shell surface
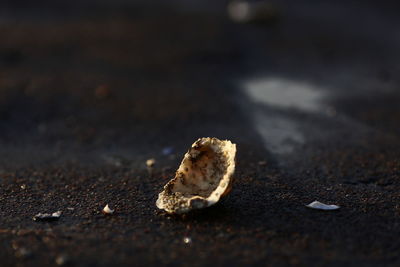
[156,137,236,214]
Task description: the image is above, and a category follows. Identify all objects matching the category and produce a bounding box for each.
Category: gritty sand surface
[1,1,400,266]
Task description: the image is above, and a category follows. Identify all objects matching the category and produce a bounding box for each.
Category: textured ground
[1,1,400,266]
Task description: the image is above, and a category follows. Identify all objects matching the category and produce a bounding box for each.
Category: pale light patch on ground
[243,77,326,112]
[241,76,330,154]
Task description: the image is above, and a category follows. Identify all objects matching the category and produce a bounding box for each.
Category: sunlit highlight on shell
[156,137,236,214]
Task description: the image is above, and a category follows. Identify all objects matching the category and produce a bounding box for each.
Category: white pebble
[183,237,192,244]
[146,158,156,167]
[102,204,115,214]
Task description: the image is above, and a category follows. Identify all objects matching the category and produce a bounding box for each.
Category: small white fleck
[306,201,340,210]
[102,204,114,214]
[20,184,26,189]
[67,207,75,211]
[52,211,62,217]
[183,237,192,244]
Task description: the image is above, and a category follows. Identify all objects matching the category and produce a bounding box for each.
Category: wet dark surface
[1,1,400,266]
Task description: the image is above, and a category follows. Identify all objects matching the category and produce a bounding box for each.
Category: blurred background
[1,0,400,266]
[1,0,399,164]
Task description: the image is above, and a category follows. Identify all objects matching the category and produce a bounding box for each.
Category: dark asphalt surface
[1,1,400,266]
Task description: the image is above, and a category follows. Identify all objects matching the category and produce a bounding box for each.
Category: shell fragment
[156,137,236,214]
[102,204,115,214]
[306,201,340,210]
[33,211,62,221]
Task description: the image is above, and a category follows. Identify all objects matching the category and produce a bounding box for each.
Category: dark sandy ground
[0,1,400,266]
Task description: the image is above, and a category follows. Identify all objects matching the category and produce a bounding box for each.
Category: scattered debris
[227,0,279,24]
[67,207,75,211]
[183,237,192,244]
[102,204,115,215]
[162,147,174,156]
[146,158,156,168]
[306,201,340,210]
[33,211,62,221]
[156,137,236,214]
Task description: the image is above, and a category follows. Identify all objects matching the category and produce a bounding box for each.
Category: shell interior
[156,137,236,214]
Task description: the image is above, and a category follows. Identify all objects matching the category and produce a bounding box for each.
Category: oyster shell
[156,137,236,214]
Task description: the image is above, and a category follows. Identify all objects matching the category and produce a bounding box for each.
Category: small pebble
[55,255,68,265]
[183,237,192,244]
[102,204,114,215]
[146,158,156,168]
